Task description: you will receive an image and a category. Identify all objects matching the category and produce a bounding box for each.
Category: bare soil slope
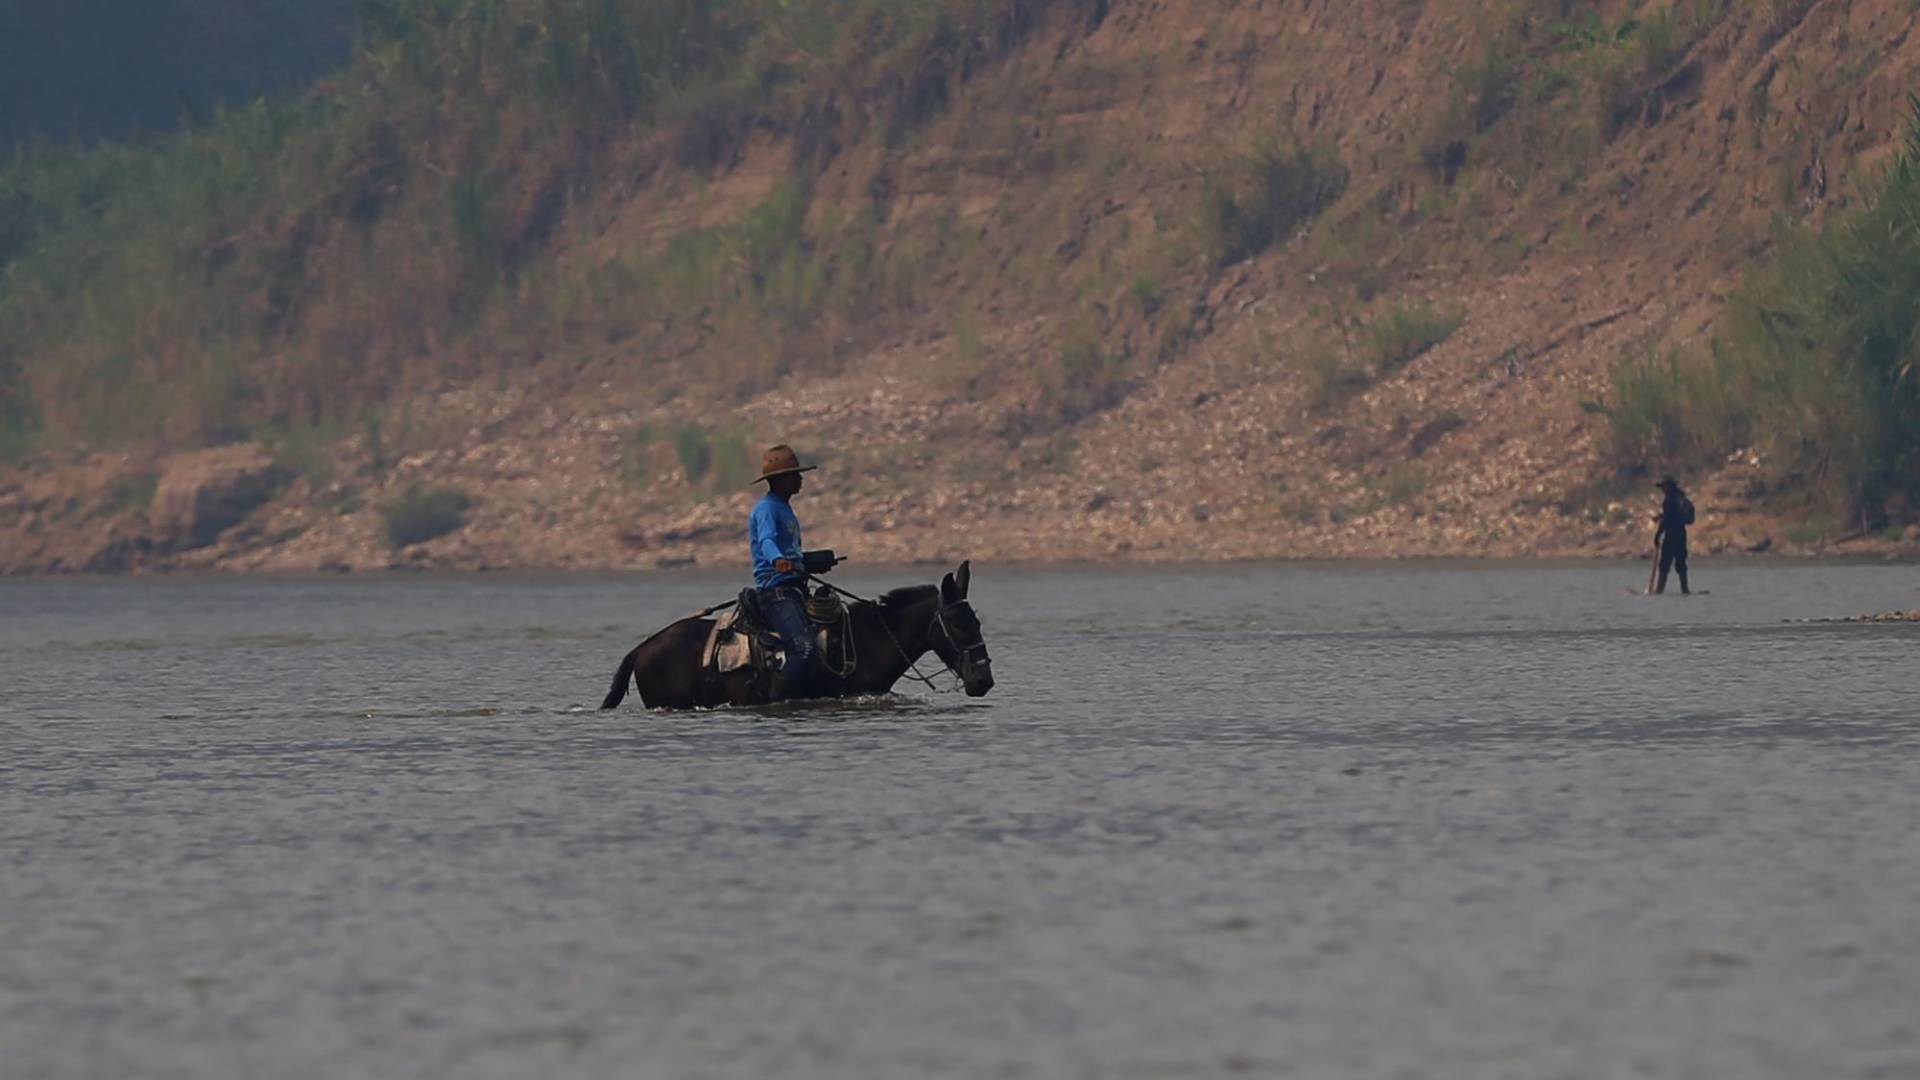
[6,0,1919,573]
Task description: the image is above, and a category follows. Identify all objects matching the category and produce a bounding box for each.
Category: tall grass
[0,0,1105,459]
[1604,98,1920,524]
[1556,5,1722,137]
[379,482,473,546]
[1362,300,1464,374]
[1047,324,1131,424]
[0,349,34,461]
[649,422,755,489]
[1197,139,1349,268]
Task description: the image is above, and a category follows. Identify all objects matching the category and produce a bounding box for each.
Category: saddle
[702,586,853,685]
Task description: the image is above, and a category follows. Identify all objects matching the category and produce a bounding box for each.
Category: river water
[3,561,1918,1079]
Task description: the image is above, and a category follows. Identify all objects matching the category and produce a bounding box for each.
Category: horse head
[929,561,994,697]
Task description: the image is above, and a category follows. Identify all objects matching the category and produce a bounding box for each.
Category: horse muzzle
[963,661,995,697]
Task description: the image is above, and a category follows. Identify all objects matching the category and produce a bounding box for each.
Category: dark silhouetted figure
[1653,477,1694,595]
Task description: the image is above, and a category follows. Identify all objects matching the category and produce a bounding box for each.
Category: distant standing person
[1652,477,1694,595]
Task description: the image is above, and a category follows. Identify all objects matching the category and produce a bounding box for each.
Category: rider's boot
[779,636,819,699]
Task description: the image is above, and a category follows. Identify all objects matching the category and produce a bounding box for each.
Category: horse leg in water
[600,618,713,709]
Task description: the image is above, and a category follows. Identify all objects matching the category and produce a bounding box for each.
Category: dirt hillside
[5,0,1919,574]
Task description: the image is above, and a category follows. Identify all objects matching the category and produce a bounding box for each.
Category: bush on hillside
[0,351,35,461]
[1198,139,1349,268]
[616,424,658,485]
[1048,330,1132,424]
[1362,300,1465,375]
[1301,345,1372,414]
[665,424,756,489]
[379,483,472,547]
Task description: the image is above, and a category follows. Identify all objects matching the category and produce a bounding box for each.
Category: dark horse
[600,561,994,709]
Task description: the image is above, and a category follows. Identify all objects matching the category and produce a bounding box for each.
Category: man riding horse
[598,442,995,710]
[747,444,823,696]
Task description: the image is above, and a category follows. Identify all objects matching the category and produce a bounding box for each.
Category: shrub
[1128,275,1163,318]
[1301,345,1372,413]
[671,423,715,483]
[1783,514,1837,548]
[668,423,755,489]
[1457,39,1525,134]
[1599,346,1747,471]
[1021,433,1078,472]
[264,421,338,489]
[379,483,471,547]
[618,424,658,485]
[103,470,161,514]
[0,350,36,461]
[1042,324,1131,425]
[1417,32,1526,179]
[940,311,992,390]
[1274,488,1321,524]
[1409,410,1468,456]
[1363,300,1465,374]
[705,430,756,489]
[1198,138,1349,268]
[1374,464,1430,506]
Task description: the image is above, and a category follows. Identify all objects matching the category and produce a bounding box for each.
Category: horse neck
[855,590,939,688]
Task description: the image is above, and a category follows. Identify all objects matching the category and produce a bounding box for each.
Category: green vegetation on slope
[1604,99,1920,526]
[1415,0,1732,186]
[0,0,1106,461]
[379,482,472,547]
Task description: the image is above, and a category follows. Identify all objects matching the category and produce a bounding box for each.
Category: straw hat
[753,444,818,484]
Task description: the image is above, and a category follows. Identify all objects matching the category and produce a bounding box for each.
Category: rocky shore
[1792,610,1920,624]
[5,415,1918,576]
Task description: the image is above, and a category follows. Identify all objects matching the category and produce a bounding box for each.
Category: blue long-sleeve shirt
[749,493,804,589]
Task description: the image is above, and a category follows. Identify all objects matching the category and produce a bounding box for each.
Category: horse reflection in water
[601,561,993,709]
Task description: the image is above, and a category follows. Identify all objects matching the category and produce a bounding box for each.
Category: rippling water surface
[4,561,1919,1079]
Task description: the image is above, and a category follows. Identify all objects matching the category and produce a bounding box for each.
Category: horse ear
[955,560,971,599]
[940,572,959,606]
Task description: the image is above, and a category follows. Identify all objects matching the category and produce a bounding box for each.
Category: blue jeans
[758,586,817,693]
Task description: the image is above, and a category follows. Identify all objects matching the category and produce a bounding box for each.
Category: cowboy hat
[1655,476,1682,490]
[753,444,818,484]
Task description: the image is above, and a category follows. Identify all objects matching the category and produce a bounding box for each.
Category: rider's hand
[774,558,795,573]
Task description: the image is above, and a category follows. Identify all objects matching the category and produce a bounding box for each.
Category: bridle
[932,602,991,680]
[802,574,987,693]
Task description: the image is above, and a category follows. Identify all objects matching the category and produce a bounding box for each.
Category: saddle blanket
[701,606,843,676]
[704,607,763,674]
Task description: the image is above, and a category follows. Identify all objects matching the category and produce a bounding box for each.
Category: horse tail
[600,644,641,710]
